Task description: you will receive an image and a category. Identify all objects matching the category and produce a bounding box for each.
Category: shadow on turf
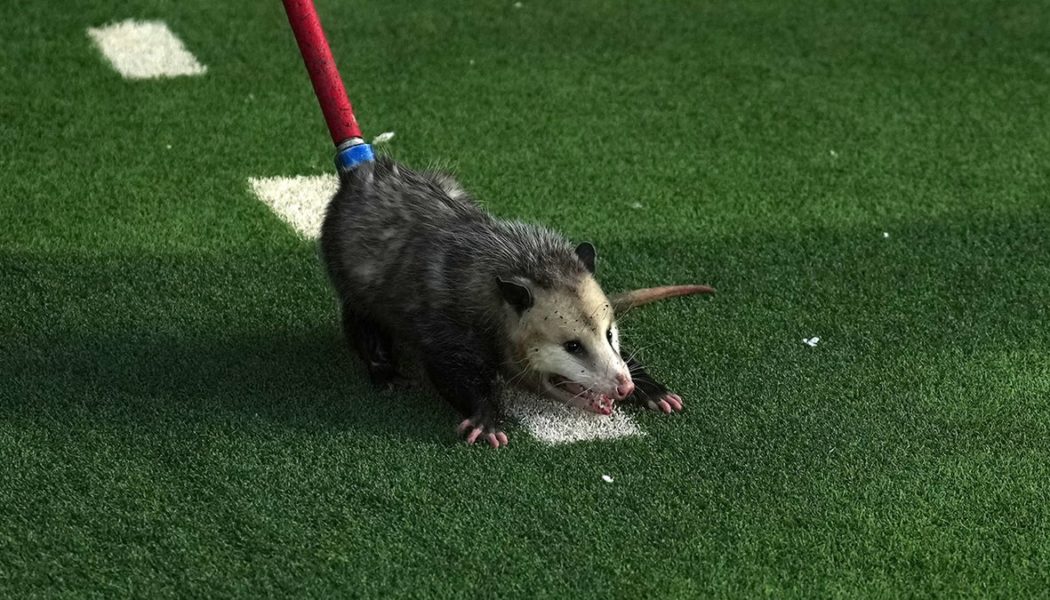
[1,250,455,444]
[4,207,1049,447]
[6,324,455,443]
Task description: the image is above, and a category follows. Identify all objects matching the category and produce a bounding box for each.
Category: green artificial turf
[3,0,1050,597]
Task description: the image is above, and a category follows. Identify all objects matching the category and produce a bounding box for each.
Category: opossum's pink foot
[457,418,509,448]
[647,393,684,414]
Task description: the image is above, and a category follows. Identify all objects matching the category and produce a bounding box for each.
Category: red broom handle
[282,0,363,145]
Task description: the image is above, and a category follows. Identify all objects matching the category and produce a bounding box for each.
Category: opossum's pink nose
[614,373,635,400]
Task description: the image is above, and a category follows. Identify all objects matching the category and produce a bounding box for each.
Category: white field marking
[248,173,646,444]
[248,175,337,239]
[88,20,207,79]
[505,390,643,445]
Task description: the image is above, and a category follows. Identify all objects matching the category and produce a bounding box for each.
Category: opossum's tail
[609,285,716,313]
[282,0,374,172]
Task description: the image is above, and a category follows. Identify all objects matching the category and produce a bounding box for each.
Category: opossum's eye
[606,329,613,343]
[563,340,584,355]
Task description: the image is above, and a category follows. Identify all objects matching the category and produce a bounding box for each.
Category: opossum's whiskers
[633,386,655,403]
[622,345,648,366]
[587,303,609,323]
[615,303,640,323]
[502,366,536,388]
[549,377,593,401]
[501,354,539,385]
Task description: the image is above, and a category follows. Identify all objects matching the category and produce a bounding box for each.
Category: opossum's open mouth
[547,375,615,416]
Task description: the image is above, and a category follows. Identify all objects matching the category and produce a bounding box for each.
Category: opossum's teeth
[549,375,616,415]
[591,395,614,415]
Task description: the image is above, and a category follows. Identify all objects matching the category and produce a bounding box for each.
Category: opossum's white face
[505,276,635,414]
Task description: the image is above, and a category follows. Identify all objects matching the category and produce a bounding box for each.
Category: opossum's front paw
[644,392,684,414]
[457,417,510,449]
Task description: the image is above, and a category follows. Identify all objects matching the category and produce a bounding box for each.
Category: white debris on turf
[505,390,643,444]
[87,20,207,79]
[602,475,614,483]
[883,231,890,238]
[803,336,820,347]
[248,175,337,239]
[513,1,523,8]
[372,131,395,145]
[630,202,644,210]
[829,149,839,157]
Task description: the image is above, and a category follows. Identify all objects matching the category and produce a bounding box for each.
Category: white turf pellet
[372,131,396,145]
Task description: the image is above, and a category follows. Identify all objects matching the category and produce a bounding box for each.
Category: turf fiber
[3,0,1050,597]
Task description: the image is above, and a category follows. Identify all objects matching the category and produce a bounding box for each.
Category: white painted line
[88,20,206,79]
[505,390,643,444]
[248,175,337,239]
[249,173,645,444]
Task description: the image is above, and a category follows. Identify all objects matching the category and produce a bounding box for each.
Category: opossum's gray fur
[321,156,588,345]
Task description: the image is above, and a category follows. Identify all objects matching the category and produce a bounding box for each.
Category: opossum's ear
[497,277,534,313]
[575,242,596,274]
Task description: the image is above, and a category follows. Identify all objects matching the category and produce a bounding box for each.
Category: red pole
[282,0,363,145]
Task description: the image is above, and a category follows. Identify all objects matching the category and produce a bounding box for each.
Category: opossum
[320,156,714,448]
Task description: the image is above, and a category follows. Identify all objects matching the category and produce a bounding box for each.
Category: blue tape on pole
[335,143,374,172]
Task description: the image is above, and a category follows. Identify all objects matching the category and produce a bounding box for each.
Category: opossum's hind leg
[341,302,398,388]
[621,349,685,414]
[419,330,509,448]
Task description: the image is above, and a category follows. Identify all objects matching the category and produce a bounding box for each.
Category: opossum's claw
[457,417,509,448]
[487,433,509,448]
[647,392,684,414]
[665,393,684,411]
